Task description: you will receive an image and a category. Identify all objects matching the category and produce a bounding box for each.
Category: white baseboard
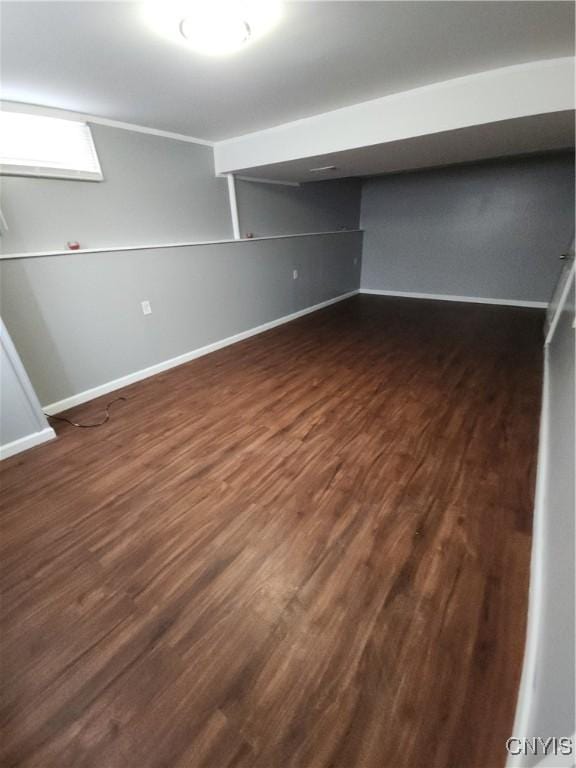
[0,426,56,460]
[43,290,359,415]
[360,288,548,309]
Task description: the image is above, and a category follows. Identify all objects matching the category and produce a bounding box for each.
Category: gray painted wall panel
[236,178,361,238]
[360,154,575,302]
[0,124,232,254]
[0,232,362,406]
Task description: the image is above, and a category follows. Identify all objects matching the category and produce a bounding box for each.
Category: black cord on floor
[44,396,127,428]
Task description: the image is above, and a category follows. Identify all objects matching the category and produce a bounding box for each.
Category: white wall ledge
[0,229,362,261]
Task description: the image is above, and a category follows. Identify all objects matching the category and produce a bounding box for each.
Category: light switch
[141,300,152,315]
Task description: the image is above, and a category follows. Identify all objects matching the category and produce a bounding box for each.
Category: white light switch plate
[141,300,152,315]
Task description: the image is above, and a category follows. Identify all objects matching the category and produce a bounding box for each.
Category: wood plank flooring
[0,296,543,768]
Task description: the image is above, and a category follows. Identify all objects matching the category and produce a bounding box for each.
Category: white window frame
[0,111,103,182]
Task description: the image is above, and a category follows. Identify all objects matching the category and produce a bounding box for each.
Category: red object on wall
[67,241,80,250]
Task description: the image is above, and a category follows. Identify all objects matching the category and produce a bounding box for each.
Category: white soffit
[224,112,575,183]
[214,58,576,181]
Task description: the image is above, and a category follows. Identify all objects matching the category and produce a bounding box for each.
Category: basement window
[0,111,103,181]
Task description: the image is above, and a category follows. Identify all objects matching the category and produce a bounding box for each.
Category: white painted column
[227,173,241,240]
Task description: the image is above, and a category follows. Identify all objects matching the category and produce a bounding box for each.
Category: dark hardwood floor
[0,295,543,768]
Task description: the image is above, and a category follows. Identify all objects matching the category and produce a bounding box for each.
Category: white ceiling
[1,1,574,142]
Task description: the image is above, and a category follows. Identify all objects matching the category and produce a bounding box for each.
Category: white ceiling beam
[214,58,575,177]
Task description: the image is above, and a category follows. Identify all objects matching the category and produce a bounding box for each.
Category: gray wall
[0,123,232,254]
[0,120,363,413]
[360,153,575,303]
[0,232,362,407]
[236,178,361,238]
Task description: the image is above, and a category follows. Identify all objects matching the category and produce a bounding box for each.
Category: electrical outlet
[293,269,299,280]
[141,300,152,315]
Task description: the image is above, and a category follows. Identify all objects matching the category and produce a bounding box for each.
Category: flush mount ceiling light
[144,1,283,56]
[180,14,251,52]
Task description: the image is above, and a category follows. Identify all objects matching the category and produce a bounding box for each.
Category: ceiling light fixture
[309,165,338,173]
[144,1,282,56]
[180,14,251,52]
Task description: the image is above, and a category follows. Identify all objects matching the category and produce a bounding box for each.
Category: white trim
[0,100,214,147]
[0,427,56,461]
[1,166,103,183]
[227,174,241,240]
[235,175,301,187]
[1,318,49,433]
[0,319,55,459]
[545,261,575,346]
[359,288,548,309]
[0,229,362,261]
[506,345,550,768]
[43,290,359,415]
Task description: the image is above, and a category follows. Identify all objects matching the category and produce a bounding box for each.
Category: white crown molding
[0,100,214,147]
